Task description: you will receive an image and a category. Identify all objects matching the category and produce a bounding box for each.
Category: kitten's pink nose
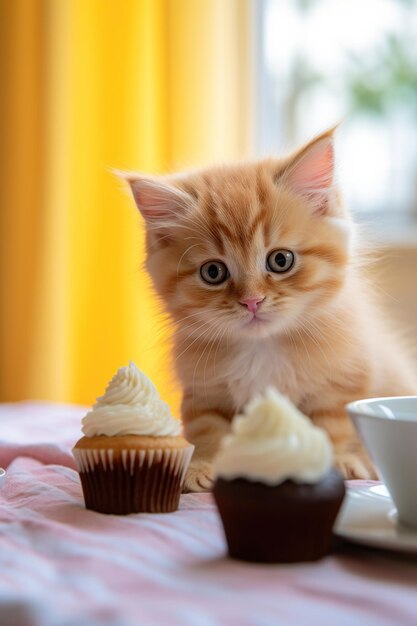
[239,297,265,314]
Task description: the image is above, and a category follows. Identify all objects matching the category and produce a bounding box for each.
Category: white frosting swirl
[82,361,180,437]
[213,388,333,485]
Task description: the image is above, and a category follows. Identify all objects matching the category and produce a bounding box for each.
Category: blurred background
[1,0,417,411]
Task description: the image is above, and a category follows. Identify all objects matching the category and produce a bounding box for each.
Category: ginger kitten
[125,128,417,492]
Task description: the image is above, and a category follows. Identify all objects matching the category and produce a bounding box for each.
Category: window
[256,0,417,215]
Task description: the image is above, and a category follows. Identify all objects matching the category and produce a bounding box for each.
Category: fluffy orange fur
[125,128,417,492]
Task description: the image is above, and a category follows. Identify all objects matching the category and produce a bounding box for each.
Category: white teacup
[0,468,5,490]
[346,396,417,529]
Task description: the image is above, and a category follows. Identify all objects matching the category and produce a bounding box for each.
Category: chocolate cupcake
[72,362,194,514]
[212,388,345,563]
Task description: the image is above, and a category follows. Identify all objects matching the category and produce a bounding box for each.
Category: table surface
[0,401,416,626]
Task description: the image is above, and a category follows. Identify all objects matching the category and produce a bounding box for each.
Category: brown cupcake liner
[72,445,194,515]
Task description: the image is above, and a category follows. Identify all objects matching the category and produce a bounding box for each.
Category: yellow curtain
[0,0,253,411]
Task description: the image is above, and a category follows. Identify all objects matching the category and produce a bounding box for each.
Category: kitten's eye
[200,261,229,285]
[266,249,295,273]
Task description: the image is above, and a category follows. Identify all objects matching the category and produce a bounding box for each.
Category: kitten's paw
[183,460,214,493]
[335,451,378,480]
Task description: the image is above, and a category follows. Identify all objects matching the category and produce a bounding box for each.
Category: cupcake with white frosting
[72,361,194,514]
[212,388,345,563]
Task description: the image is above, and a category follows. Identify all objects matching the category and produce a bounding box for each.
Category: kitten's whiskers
[175,319,218,362]
[176,243,203,279]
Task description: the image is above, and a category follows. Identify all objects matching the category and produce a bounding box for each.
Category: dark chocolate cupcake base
[213,469,345,563]
[79,458,182,514]
[73,443,193,515]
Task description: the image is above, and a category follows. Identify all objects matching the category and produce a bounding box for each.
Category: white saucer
[334,484,417,554]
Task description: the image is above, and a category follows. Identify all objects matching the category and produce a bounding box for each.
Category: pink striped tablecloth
[0,402,416,626]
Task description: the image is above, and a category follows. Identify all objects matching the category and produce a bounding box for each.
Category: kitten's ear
[282,128,336,216]
[117,171,192,226]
